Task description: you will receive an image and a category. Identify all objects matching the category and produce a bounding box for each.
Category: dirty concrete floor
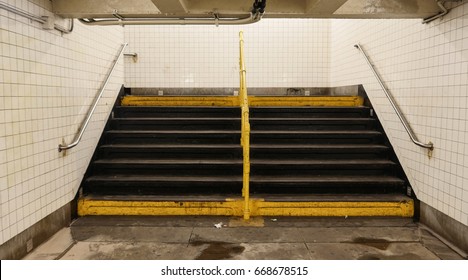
[24,216,465,260]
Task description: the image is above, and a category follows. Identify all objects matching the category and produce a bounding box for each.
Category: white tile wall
[124,19,330,88]
[0,0,124,245]
[330,2,468,226]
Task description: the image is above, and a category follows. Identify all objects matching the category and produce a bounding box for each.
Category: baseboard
[419,201,468,257]
[128,86,359,96]
[0,203,71,260]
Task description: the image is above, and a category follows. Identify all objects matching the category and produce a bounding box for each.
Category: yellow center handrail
[239,31,250,220]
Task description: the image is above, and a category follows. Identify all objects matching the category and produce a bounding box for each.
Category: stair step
[251,130,382,144]
[81,193,410,203]
[251,144,390,159]
[92,159,242,176]
[94,159,243,164]
[250,175,405,194]
[121,95,240,107]
[120,95,363,107]
[104,130,240,144]
[111,118,240,130]
[77,193,413,217]
[85,175,243,195]
[251,175,404,183]
[250,118,376,130]
[114,106,240,118]
[253,193,411,202]
[251,159,394,169]
[98,144,242,159]
[251,159,396,176]
[248,96,364,107]
[250,107,370,118]
[87,175,243,182]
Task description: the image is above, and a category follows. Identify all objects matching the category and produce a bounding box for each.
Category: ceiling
[52,0,441,19]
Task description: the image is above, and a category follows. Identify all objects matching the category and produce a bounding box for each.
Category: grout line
[54,241,77,260]
[304,242,314,260]
[187,227,195,247]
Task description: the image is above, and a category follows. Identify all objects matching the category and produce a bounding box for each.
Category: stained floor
[24,216,464,260]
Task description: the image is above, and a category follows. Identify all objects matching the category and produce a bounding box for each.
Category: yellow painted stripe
[121,96,364,107]
[78,199,244,216]
[249,96,364,107]
[121,96,240,107]
[78,198,413,217]
[253,200,414,217]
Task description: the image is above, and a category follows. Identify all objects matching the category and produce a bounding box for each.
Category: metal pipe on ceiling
[422,0,463,24]
[78,12,263,26]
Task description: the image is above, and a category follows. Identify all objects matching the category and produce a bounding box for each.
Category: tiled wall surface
[331,2,468,226]
[0,0,124,245]
[124,19,330,88]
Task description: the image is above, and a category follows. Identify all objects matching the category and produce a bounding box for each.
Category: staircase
[249,106,405,195]
[86,106,243,196]
[78,94,413,217]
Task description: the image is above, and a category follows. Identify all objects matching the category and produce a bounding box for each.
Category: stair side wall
[330,2,468,227]
[0,0,124,249]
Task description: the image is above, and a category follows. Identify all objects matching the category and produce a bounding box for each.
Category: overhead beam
[335,0,440,16]
[182,0,253,14]
[306,0,348,14]
[52,0,160,18]
[150,0,188,14]
[52,0,441,19]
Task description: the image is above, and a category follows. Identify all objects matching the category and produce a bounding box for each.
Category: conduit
[78,0,266,26]
[0,1,73,33]
[78,12,263,26]
[422,0,463,24]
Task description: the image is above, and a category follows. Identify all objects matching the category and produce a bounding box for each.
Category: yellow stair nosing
[120,95,364,107]
[78,198,413,218]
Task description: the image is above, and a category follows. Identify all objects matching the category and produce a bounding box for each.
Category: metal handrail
[58,43,128,152]
[239,31,251,220]
[354,44,433,150]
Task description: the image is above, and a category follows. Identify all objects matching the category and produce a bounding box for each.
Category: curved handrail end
[354,43,434,151]
[59,43,128,152]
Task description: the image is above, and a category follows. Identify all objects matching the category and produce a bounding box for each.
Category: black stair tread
[250,118,375,121]
[116,106,239,109]
[252,130,381,134]
[100,144,240,148]
[250,175,404,183]
[250,144,388,149]
[112,117,240,121]
[250,159,395,165]
[81,194,241,202]
[106,130,240,134]
[251,106,369,109]
[100,143,386,149]
[87,175,243,182]
[93,159,243,164]
[92,159,393,166]
[251,193,411,202]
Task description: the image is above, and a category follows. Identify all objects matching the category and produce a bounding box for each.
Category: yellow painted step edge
[121,96,364,107]
[121,96,240,107]
[78,198,413,217]
[249,96,364,107]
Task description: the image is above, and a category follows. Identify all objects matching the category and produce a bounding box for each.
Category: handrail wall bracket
[354,44,434,158]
